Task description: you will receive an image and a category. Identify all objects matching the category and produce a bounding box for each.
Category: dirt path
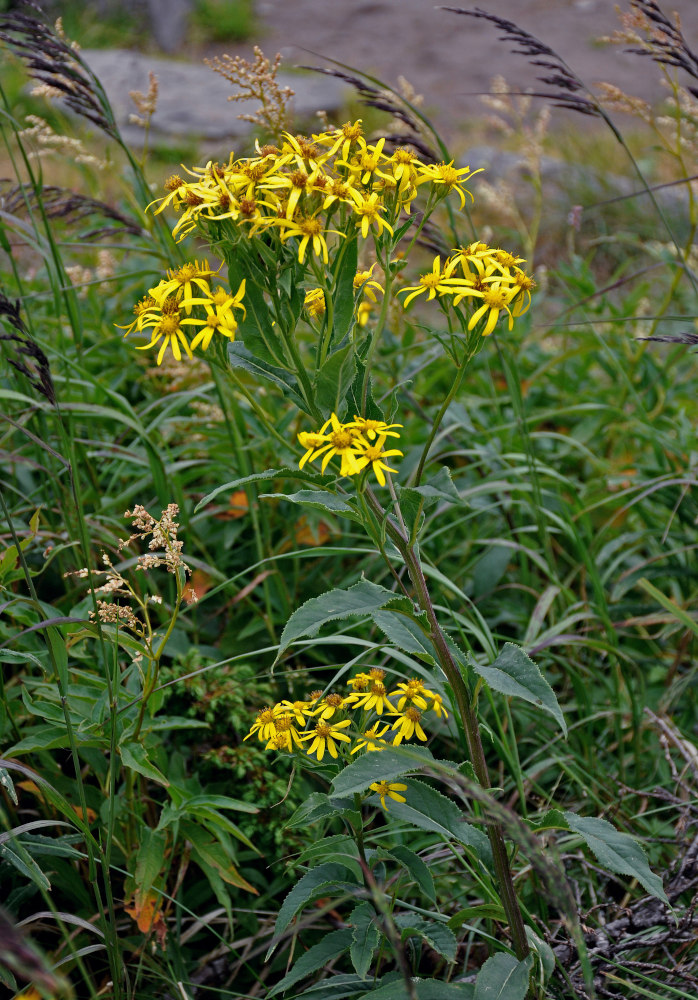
[214,0,698,141]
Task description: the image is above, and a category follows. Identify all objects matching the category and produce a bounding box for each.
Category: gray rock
[79,48,349,148]
[145,0,193,53]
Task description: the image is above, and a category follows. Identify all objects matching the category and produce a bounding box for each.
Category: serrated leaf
[286,792,355,829]
[315,343,356,418]
[228,341,307,409]
[262,490,361,522]
[377,779,492,867]
[473,953,532,1000]
[298,835,363,882]
[383,845,435,903]
[331,746,436,798]
[350,902,380,979]
[270,863,360,955]
[468,643,566,736]
[395,915,456,963]
[564,812,668,902]
[278,579,403,657]
[371,610,436,664]
[268,928,353,997]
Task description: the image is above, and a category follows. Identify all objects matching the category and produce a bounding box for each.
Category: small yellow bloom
[304,287,326,317]
[390,706,428,745]
[244,705,278,742]
[351,191,394,240]
[302,718,352,761]
[416,160,480,210]
[352,416,402,441]
[390,679,430,712]
[353,265,384,302]
[354,434,403,487]
[345,680,394,715]
[370,780,407,810]
[399,255,457,308]
[350,722,390,754]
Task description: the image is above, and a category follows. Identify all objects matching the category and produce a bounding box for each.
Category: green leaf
[270,862,360,955]
[412,466,462,504]
[331,746,437,798]
[268,928,353,997]
[278,579,404,657]
[382,845,435,903]
[0,836,51,891]
[195,467,326,511]
[184,823,257,893]
[7,724,101,754]
[357,981,474,999]
[395,915,456,963]
[0,649,45,670]
[350,902,380,979]
[564,811,668,902]
[262,489,361,522]
[447,904,506,931]
[473,953,532,1000]
[371,610,436,664]
[228,341,307,410]
[119,742,169,786]
[297,973,373,999]
[467,643,567,737]
[286,792,355,828]
[315,343,356,418]
[134,828,167,903]
[297,835,362,882]
[0,767,18,805]
[377,779,492,866]
[332,232,359,342]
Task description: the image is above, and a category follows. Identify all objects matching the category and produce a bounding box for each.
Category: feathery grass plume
[0,181,145,240]
[0,4,117,138]
[618,0,698,97]
[205,46,294,136]
[0,292,56,406]
[129,70,159,128]
[440,6,600,118]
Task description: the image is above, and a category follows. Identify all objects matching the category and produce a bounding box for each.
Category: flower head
[302,718,352,761]
[370,780,407,810]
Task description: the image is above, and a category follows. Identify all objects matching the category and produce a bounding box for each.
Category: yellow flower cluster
[304,264,385,325]
[244,668,448,808]
[150,121,477,255]
[400,243,535,335]
[298,412,403,485]
[118,261,246,365]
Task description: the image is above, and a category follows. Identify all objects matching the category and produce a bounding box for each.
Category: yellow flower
[389,678,430,711]
[117,294,158,336]
[370,780,407,810]
[353,265,384,302]
[266,711,303,748]
[429,692,449,719]
[390,706,428,745]
[304,287,326,317]
[274,213,341,264]
[244,705,278,742]
[345,680,394,715]
[316,119,364,160]
[148,260,219,311]
[180,282,246,351]
[354,434,403,487]
[135,299,193,366]
[299,413,366,477]
[302,718,352,761]
[461,282,519,336]
[313,691,346,720]
[351,191,394,240]
[350,722,390,754]
[416,160,479,209]
[298,430,330,469]
[276,699,313,726]
[347,671,372,691]
[399,255,457,308]
[352,416,402,441]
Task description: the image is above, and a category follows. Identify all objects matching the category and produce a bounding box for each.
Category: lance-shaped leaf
[261,489,361,523]
[196,467,328,511]
[267,928,353,997]
[228,341,306,410]
[565,812,668,903]
[269,862,360,956]
[381,845,435,903]
[331,746,436,798]
[315,343,356,418]
[350,902,380,979]
[473,952,532,1000]
[467,643,567,737]
[278,579,404,657]
[371,610,436,664]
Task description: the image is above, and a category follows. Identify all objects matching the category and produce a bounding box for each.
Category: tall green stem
[363,488,530,961]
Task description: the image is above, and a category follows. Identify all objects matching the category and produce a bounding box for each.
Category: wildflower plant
[111,88,674,994]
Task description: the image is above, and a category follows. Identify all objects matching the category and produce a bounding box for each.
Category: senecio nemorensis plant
[119,109,667,998]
